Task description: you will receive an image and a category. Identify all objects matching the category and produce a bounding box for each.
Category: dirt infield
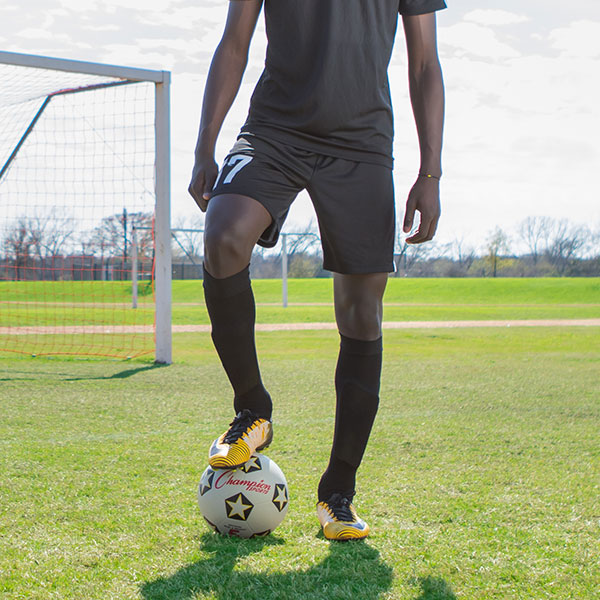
[2,319,599,335]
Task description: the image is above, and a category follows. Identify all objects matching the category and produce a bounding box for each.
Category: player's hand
[402,176,441,244]
[188,154,219,212]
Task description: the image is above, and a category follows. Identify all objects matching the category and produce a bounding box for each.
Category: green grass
[1,278,599,327]
[2,277,600,305]
[1,326,599,599]
[3,302,600,328]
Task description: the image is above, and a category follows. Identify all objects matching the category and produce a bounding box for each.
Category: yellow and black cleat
[317,493,370,541]
[208,409,273,469]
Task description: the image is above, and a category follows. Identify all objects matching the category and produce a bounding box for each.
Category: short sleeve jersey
[241,0,447,167]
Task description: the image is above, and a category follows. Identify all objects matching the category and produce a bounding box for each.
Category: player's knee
[204,223,252,277]
[337,297,382,340]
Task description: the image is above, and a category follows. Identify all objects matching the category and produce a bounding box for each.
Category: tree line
[394,217,598,278]
[1,212,598,280]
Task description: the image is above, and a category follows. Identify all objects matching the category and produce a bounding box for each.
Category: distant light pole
[123,207,128,258]
[131,226,138,309]
[281,233,288,308]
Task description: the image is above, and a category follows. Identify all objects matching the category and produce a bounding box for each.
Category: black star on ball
[272,483,288,512]
[240,456,262,473]
[200,470,215,496]
[225,493,254,521]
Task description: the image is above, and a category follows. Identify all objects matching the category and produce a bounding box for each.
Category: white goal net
[0,52,171,362]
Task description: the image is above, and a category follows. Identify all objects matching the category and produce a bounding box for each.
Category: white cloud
[549,20,600,58]
[81,23,119,32]
[464,9,529,27]
[16,28,56,40]
[58,0,181,10]
[440,22,521,59]
[100,44,176,70]
[108,0,181,10]
[57,0,99,11]
[139,6,222,31]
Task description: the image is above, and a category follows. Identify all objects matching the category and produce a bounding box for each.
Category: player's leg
[316,273,387,539]
[308,156,394,539]
[202,135,310,469]
[203,194,275,468]
[320,272,388,493]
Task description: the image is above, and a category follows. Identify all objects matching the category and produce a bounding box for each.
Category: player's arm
[401,13,445,244]
[188,0,263,211]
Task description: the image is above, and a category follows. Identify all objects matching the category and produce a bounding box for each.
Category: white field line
[1,319,599,335]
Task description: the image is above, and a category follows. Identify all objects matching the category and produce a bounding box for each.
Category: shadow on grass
[140,532,393,600]
[0,363,167,382]
[409,575,457,599]
[64,363,169,381]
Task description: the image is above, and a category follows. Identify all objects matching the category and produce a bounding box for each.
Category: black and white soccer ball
[197,453,289,538]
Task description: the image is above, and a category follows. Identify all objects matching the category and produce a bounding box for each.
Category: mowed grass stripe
[1,277,599,304]
[2,303,600,328]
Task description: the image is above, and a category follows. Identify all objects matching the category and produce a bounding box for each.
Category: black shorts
[211,134,395,274]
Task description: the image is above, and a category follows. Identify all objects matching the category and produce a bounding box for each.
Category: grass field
[1,279,599,599]
[1,278,599,327]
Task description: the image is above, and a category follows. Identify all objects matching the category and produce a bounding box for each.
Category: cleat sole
[324,526,369,541]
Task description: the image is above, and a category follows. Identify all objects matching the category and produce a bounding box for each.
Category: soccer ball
[197,453,289,538]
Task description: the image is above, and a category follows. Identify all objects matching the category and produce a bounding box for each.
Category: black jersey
[241,0,447,167]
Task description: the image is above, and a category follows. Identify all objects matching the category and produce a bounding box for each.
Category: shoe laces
[326,492,355,522]
[223,409,259,444]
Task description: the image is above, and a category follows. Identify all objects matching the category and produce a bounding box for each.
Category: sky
[1,0,599,252]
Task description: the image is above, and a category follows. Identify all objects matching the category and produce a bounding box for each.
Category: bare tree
[452,236,476,272]
[90,211,154,259]
[2,217,42,279]
[518,216,553,265]
[545,219,589,275]
[283,219,320,254]
[283,220,322,277]
[172,214,205,261]
[393,241,434,276]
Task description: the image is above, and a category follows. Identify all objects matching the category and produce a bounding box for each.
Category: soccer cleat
[316,492,370,540]
[208,409,273,469]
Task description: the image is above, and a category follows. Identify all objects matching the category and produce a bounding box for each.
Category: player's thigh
[334,272,389,306]
[210,136,309,250]
[308,160,395,275]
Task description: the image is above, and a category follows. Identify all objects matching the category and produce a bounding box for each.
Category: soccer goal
[0,51,172,363]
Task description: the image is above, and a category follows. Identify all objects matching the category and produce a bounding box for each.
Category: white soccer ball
[197,453,289,538]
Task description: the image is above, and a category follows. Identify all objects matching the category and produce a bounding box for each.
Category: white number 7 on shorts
[213,154,254,189]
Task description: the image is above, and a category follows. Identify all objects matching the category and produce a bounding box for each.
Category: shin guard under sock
[203,264,272,420]
[318,334,382,501]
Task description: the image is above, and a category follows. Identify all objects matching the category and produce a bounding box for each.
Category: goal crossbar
[0,51,169,84]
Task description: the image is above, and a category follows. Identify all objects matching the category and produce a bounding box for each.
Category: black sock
[203,264,272,420]
[318,334,382,502]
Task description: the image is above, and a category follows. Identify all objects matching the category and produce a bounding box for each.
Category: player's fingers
[426,214,440,240]
[188,175,208,212]
[406,212,433,244]
[403,199,416,233]
[203,171,218,201]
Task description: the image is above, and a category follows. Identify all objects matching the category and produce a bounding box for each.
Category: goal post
[154,71,172,364]
[0,51,172,363]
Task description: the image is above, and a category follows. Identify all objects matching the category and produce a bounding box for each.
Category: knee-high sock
[203,264,272,420]
[318,334,382,501]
